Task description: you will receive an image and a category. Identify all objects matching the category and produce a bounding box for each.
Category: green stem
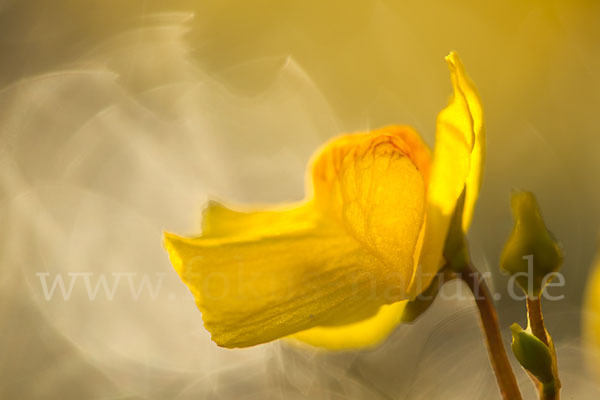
[542,381,558,400]
[526,297,549,346]
[461,264,523,400]
[527,297,560,400]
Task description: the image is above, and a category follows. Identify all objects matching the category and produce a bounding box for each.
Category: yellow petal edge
[409,51,485,295]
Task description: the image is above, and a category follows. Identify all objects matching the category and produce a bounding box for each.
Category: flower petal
[200,200,315,238]
[165,218,406,348]
[311,126,430,277]
[165,127,430,348]
[411,52,485,295]
[288,301,407,350]
[449,54,485,232]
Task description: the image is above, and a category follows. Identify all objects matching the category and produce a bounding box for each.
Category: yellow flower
[164,52,484,350]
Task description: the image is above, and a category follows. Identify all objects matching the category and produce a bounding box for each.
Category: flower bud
[500,191,563,298]
[510,323,555,384]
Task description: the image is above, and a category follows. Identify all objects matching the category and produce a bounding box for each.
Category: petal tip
[445,51,461,64]
[162,231,186,276]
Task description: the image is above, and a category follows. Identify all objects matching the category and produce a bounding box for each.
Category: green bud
[500,191,563,297]
[510,323,555,384]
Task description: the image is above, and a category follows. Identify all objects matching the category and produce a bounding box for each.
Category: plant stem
[527,297,560,400]
[526,297,549,346]
[542,382,558,400]
[461,264,523,400]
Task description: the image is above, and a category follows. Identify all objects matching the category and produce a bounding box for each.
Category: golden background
[1,0,599,398]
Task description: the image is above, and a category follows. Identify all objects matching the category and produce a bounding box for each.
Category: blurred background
[1,0,600,398]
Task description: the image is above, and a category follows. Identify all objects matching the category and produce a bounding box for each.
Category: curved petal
[288,301,407,350]
[164,127,429,349]
[310,126,430,278]
[200,200,315,238]
[165,215,408,348]
[410,52,485,295]
[450,54,485,232]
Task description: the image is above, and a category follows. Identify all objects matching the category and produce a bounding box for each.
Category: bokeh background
[1,0,600,398]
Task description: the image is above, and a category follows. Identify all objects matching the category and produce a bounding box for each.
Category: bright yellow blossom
[164,52,484,349]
